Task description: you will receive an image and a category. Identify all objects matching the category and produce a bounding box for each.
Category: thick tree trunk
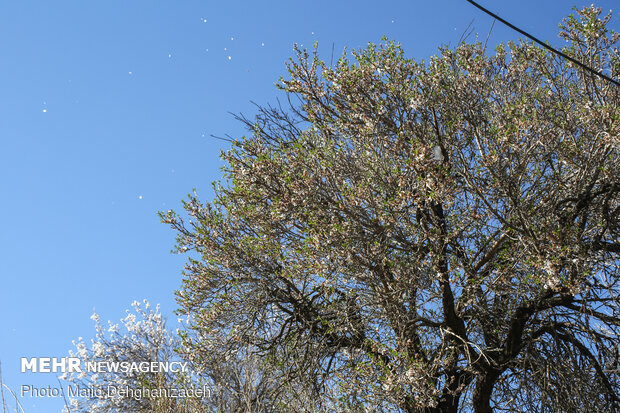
[434,395,461,413]
[472,371,500,413]
[404,381,463,413]
[407,403,460,413]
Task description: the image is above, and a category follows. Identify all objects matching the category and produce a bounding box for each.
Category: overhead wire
[465,0,620,87]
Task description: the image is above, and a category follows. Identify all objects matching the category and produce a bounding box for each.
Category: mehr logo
[21,357,80,373]
[21,357,189,374]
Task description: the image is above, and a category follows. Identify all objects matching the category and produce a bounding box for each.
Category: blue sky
[1,1,618,411]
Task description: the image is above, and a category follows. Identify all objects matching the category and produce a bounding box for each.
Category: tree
[162,6,619,412]
[62,301,205,413]
[64,301,301,413]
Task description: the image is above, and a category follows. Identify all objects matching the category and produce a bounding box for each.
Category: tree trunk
[435,395,461,413]
[472,371,500,413]
[404,384,462,413]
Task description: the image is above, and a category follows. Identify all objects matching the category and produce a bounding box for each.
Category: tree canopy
[159,6,620,412]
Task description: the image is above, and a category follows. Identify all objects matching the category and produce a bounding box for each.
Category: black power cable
[465,0,620,87]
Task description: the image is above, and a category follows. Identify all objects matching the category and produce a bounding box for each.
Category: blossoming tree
[64,301,293,412]
[162,6,619,412]
[62,301,197,413]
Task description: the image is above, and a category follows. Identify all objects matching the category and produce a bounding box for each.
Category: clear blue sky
[1,1,617,411]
